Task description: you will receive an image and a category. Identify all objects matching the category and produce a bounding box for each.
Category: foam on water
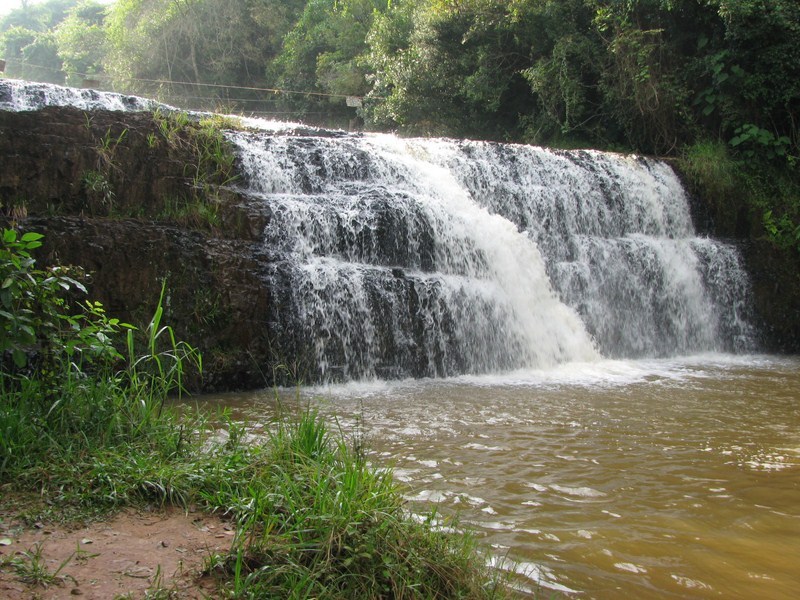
[298,353,770,398]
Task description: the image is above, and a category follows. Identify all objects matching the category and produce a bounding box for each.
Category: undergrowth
[679,138,800,253]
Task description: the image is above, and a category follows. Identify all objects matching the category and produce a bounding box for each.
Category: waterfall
[0,78,160,112]
[229,132,755,381]
[429,142,756,357]
[1,80,756,382]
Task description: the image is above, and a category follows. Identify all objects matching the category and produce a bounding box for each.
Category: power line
[3,58,379,102]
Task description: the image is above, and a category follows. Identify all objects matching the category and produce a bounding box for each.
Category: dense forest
[2,0,799,251]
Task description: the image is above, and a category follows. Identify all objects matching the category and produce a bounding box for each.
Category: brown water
[189,355,800,599]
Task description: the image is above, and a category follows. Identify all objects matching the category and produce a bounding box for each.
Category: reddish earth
[0,507,233,599]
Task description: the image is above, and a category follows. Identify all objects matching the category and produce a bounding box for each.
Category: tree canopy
[1,0,799,247]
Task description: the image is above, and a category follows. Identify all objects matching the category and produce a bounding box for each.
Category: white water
[0,78,161,112]
[228,130,755,381]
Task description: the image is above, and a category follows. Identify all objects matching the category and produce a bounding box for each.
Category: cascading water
[234,132,604,381]
[1,79,756,382]
[229,132,755,381]
[426,142,756,357]
[0,78,160,112]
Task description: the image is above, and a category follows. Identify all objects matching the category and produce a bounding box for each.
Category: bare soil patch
[0,507,232,599]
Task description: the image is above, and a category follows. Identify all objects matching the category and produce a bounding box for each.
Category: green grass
[678,139,739,208]
[156,193,221,230]
[1,367,506,597]
[0,541,82,588]
[146,109,240,230]
[196,409,505,599]
[152,109,239,192]
[1,392,507,597]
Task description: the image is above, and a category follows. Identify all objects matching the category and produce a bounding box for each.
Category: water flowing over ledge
[228,130,756,381]
[1,79,757,384]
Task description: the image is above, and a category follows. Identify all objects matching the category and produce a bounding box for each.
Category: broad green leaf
[20,232,44,243]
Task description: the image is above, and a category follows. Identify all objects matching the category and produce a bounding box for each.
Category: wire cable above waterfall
[1,59,384,107]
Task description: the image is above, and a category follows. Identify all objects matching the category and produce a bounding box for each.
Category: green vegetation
[0,542,77,587]
[156,193,220,229]
[152,109,239,191]
[0,229,506,598]
[150,109,240,229]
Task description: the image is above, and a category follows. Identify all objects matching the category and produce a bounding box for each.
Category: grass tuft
[199,409,503,599]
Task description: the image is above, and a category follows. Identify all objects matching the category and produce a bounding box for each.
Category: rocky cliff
[680,168,800,354]
[1,105,274,391]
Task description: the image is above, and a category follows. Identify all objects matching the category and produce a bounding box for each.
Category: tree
[55,0,108,86]
[270,0,390,123]
[364,0,538,138]
[103,0,299,110]
[0,0,81,84]
[0,26,65,83]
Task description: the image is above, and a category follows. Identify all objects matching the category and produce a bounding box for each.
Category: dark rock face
[2,107,177,217]
[1,106,273,391]
[740,240,800,353]
[675,165,800,354]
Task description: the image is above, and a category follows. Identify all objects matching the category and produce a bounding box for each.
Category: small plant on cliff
[157,194,221,230]
[81,169,115,214]
[151,109,239,229]
[80,116,129,216]
[190,115,238,189]
[152,109,239,188]
[96,127,128,172]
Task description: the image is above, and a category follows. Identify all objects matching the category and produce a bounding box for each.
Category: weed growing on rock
[150,109,240,229]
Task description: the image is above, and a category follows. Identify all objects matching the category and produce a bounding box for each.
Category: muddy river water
[189,354,800,599]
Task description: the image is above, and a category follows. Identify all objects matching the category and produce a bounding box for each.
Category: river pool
[188,354,800,599]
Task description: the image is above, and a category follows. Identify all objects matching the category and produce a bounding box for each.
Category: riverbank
[0,402,507,599]
[0,229,507,599]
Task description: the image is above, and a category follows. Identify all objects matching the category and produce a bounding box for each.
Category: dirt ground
[0,507,233,599]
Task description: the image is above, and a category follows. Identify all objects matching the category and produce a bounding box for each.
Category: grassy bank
[0,229,507,598]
